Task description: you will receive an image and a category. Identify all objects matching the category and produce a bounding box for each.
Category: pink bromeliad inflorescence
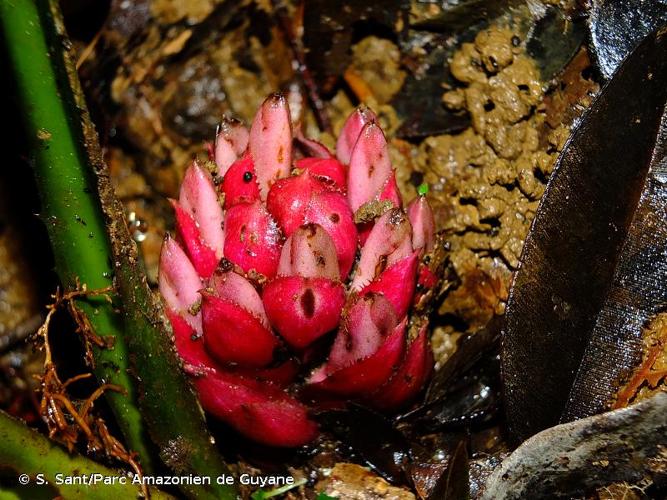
[159,94,438,447]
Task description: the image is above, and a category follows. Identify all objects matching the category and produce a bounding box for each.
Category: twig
[76,29,103,70]
[271,0,331,133]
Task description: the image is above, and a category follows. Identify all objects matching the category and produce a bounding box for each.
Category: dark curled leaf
[562,97,667,419]
[588,0,667,80]
[400,320,500,431]
[417,378,499,431]
[502,27,667,441]
[404,353,500,431]
[424,318,500,405]
[393,47,470,140]
[429,440,468,500]
[316,404,411,484]
[409,0,512,33]
[396,0,510,140]
[410,438,469,500]
[527,6,585,83]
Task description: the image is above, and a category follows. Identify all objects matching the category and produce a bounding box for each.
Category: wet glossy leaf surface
[316,402,472,497]
[409,0,513,33]
[527,6,585,83]
[588,0,667,80]
[502,27,667,441]
[316,404,411,484]
[404,352,500,432]
[424,319,500,406]
[562,100,667,420]
[393,47,471,139]
[430,439,468,500]
[413,373,499,431]
[410,438,469,500]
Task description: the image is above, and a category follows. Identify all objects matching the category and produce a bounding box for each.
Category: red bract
[223,200,281,278]
[370,324,434,410]
[249,93,292,200]
[202,270,278,367]
[361,252,419,319]
[214,117,249,175]
[193,370,318,448]
[266,169,357,277]
[170,162,224,278]
[335,105,377,165]
[294,125,333,159]
[296,157,347,191]
[220,154,260,209]
[159,235,202,333]
[264,225,345,349]
[307,295,406,396]
[407,195,436,255]
[347,122,401,212]
[159,95,439,447]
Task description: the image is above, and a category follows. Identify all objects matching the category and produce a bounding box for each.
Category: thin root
[33,280,147,497]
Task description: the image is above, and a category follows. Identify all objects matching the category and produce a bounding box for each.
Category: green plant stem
[0,1,238,498]
[0,411,173,500]
[0,0,152,471]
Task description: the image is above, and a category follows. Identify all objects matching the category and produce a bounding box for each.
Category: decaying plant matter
[33,281,145,494]
[159,95,445,446]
